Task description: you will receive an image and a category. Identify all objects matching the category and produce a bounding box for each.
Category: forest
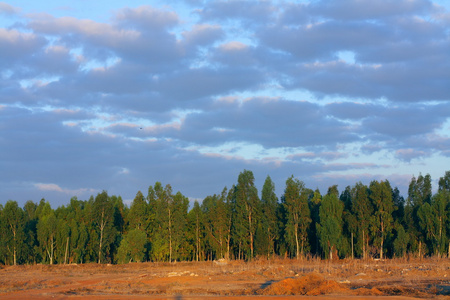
[1,170,449,265]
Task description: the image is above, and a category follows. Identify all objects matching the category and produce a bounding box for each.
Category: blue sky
[1,0,450,207]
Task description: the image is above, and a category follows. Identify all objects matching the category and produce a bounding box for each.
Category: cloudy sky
[1,0,450,207]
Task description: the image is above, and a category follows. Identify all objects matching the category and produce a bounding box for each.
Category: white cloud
[34,183,96,195]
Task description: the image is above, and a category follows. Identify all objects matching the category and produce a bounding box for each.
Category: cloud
[1,0,449,206]
[309,0,433,20]
[0,2,20,15]
[395,148,430,162]
[34,183,96,195]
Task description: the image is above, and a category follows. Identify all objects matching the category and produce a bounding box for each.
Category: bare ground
[0,257,449,299]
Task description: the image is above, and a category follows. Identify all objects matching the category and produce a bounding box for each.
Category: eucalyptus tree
[369,180,394,259]
[116,228,147,263]
[23,200,38,263]
[0,204,5,264]
[188,200,203,261]
[54,206,71,264]
[418,191,448,256]
[406,174,432,256]
[225,186,234,260]
[438,170,450,257]
[393,224,409,257]
[3,200,25,265]
[309,189,322,255]
[260,175,279,257]
[128,191,148,230]
[202,192,229,260]
[351,182,372,259]
[36,201,57,264]
[234,170,260,260]
[67,197,89,263]
[92,191,115,263]
[148,182,170,261]
[341,186,356,258]
[438,170,450,192]
[282,175,311,259]
[317,189,344,259]
[170,191,189,261]
[148,183,188,262]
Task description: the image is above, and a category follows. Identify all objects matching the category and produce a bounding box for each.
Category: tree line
[1,170,449,265]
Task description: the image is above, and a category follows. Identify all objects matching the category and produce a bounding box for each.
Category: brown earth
[0,257,449,299]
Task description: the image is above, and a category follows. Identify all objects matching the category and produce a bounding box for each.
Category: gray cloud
[1,1,449,206]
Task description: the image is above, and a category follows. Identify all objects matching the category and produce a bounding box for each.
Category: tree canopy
[1,170,450,264]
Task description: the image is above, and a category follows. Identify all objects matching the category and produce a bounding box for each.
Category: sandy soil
[0,257,449,299]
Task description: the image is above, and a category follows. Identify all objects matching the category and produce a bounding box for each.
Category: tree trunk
[13,230,17,266]
[362,229,366,260]
[419,240,422,259]
[351,232,354,259]
[50,237,54,265]
[380,237,384,259]
[380,220,384,259]
[98,210,104,264]
[195,214,199,262]
[248,212,253,260]
[295,224,300,259]
[64,237,69,264]
[168,207,172,263]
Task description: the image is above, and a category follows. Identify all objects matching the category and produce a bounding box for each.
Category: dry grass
[0,257,449,299]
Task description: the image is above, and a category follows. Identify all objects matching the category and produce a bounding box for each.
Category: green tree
[92,191,115,263]
[317,189,344,259]
[418,191,448,257]
[116,229,147,263]
[351,182,372,259]
[54,206,71,264]
[438,170,450,192]
[309,189,322,256]
[148,183,188,262]
[341,186,354,258]
[282,175,311,258]
[438,171,450,257]
[23,200,38,263]
[170,191,189,261]
[202,192,229,260]
[37,203,57,264]
[235,170,260,260]
[393,224,409,257]
[260,175,279,258]
[128,191,148,230]
[369,180,394,259]
[3,200,25,265]
[187,201,203,261]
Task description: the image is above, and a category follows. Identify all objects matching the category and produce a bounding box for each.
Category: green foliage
[393,224,409,257]
[128,191,148,230]
[260,176,279,257]
[1,169,450,264]
[369,180,394,259]
[92,191,116,263]
[3,200,26,265]
[282,175,311,258]
[202,192,229,260]
[116,229,147,263]
[148,183,188,262]
[317,191,344,259]
[351,182,372,259]
[234,170,260,260]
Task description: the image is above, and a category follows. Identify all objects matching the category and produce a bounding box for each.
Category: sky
[1,0,450,208]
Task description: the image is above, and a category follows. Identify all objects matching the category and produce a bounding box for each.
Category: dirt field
[0,257,449,299]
